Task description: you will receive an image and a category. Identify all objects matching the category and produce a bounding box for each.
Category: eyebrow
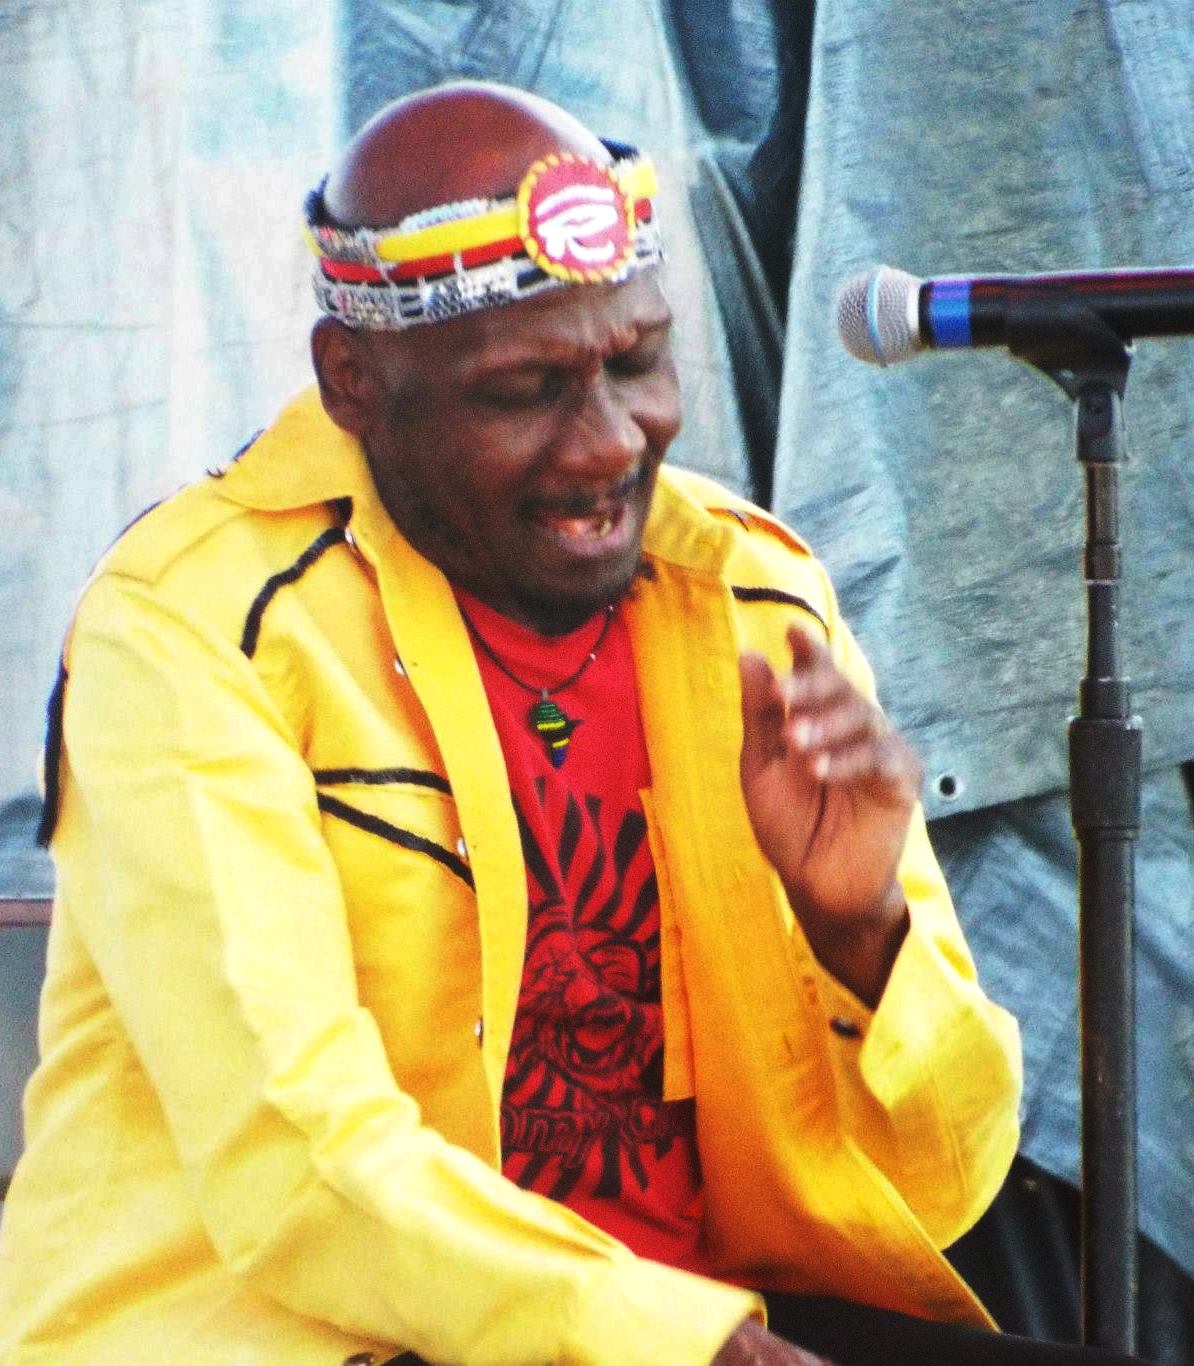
[461,313,674,381]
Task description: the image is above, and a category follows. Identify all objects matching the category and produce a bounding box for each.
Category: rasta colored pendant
[461,603,616,769]
[528,694,583,769]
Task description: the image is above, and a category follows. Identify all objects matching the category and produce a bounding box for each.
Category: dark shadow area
[948,1155,1194,1364]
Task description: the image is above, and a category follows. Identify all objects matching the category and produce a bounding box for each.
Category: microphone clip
[1003,292,1134,401]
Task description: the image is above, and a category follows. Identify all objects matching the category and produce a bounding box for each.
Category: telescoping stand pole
[1009,303,1141,1353]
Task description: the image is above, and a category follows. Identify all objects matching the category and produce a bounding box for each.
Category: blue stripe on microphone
[927,279,973,347]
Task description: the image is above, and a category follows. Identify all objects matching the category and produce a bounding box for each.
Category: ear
[310,317,381,437]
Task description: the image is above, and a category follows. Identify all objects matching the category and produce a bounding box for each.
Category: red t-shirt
[456,588,715,1277]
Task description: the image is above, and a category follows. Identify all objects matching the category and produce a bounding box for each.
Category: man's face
[358,273,682,633]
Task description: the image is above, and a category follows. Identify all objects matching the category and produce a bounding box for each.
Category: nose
[554,369,646,478]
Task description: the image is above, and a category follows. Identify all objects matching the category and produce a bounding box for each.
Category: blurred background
[2,0,1192,1354]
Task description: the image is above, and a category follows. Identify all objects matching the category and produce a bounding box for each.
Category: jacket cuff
[564,1255,762,1365]
[859,920,1018,1107]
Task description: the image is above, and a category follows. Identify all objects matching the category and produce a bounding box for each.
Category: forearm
[808,813,1022,1244]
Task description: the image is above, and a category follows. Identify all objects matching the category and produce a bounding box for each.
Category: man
[0,81,1079,1365]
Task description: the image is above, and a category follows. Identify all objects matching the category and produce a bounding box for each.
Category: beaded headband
[304,141,664,330]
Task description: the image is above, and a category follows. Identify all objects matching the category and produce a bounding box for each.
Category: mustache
[527,465,648,519]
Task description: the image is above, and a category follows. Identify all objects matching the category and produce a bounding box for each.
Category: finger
[780,666,851,714]
[780,624,855,710]
[785,620,828,671]
[739,650,788,777]
[805,728,922,798]
[785,694,880,756]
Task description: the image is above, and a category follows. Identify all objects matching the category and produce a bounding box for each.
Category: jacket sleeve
[810,584,1023,1249]
[55,571,759,1364]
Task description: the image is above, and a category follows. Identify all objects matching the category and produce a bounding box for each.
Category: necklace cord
[460,603,615,699]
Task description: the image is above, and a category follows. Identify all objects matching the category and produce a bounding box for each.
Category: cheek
[372,409,496,504]
[365,422,470,537]
[414,453,537,544]
[448,420,552,497]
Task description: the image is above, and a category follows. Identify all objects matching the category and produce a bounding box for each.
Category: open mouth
[527,469,644,547]
[536,508,620,541]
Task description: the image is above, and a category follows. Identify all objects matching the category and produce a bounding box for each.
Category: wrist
[790,881,909,1008]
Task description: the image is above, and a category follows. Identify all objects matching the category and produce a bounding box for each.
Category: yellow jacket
[0,389,1021,1364]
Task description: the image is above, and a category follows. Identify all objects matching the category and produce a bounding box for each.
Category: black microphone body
[836,264,1194,366]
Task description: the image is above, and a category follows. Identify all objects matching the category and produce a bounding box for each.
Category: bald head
[324,81,610,229]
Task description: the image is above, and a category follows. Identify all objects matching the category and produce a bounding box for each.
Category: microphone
[836,263,1194,366]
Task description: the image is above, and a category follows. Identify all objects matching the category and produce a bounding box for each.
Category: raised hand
[739,624,919,1005]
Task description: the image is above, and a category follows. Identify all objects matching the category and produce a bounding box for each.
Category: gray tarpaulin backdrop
[2,0,1192,1343]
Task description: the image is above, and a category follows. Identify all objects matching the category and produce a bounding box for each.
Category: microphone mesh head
[835,265,924,365]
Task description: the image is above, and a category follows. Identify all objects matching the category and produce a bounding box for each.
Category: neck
[456,584,612,637]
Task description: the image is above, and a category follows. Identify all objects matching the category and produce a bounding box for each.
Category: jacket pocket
[316,781,485,1122]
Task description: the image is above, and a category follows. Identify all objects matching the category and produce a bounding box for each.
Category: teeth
[550,513,614,539]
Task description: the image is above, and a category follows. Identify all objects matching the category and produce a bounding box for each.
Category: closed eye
[606,348,659,378]
[605,327,672,379]
[473,369,567,410]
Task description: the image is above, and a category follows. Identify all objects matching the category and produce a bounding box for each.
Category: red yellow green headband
[304,145,663,330]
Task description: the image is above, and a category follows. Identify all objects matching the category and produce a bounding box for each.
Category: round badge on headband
[518,154,635,284]
[304,142,663,330]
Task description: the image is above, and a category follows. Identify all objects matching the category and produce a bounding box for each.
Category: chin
[518,560,641,635]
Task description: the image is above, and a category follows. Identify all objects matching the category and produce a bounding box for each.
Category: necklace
[461,603,616,768]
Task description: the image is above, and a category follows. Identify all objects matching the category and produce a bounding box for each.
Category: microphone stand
[1006,298,1141,1354]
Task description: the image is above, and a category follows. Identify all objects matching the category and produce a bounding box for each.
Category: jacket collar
[214,386,376,511]
[215,385,734,578]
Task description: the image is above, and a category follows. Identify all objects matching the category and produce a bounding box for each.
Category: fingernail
[793,719,813,749]
[812,753,830,779]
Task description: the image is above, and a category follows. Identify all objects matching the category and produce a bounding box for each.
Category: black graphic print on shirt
[500,776,694,1204]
